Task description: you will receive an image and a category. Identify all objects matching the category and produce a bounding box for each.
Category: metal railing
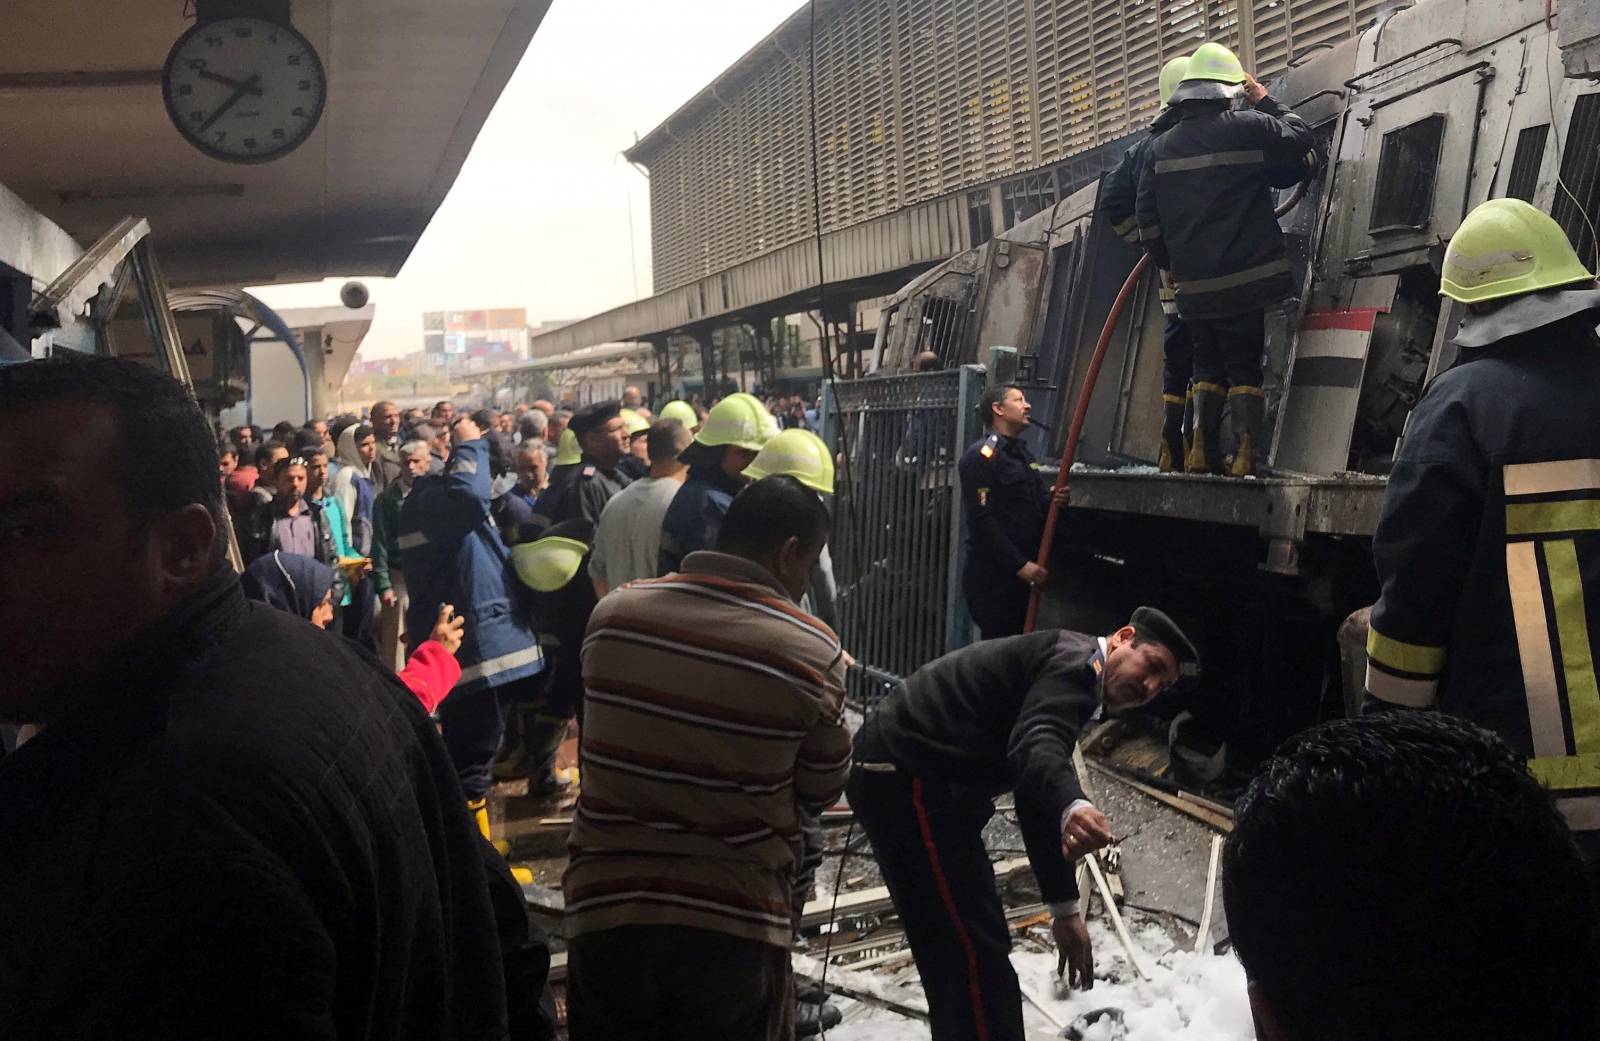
[821,365,984,705]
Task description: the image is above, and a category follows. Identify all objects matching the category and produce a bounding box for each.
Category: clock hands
[198,73,262,134]
[197,69,265,96]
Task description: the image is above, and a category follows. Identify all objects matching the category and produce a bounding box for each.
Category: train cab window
[967,189,994,246]
[1553,93,1600,269]
[1505,124,1550,202]
[1369,114,1446,233]
[1001,173,1058,230]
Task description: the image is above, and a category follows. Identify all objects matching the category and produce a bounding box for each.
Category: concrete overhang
[494,342,649,376]
[0,0,552,289]
[527,190,970,359]
[275,303,376,393]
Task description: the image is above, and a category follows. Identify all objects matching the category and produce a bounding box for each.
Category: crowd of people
[2,350,1599,1041]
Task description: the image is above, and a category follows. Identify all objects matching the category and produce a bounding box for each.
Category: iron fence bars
[821,365,984,706]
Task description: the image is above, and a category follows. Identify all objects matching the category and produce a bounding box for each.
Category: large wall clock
[162,15,327,164]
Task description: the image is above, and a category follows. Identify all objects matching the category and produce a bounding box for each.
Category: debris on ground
[825,914,1252,1040]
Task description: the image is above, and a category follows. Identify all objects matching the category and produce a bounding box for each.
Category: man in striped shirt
[565,476,851,1041]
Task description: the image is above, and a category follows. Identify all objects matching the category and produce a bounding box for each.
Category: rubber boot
[1182,385,1195,464]
[1186,383,1226,475]
[1228,388,1266,478]
[1158,394,1185,472]
[522,714,571,797]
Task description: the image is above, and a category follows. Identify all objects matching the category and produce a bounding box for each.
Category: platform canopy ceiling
[0,0,551,288]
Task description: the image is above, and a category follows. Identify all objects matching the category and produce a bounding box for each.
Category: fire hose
[1022,181,1309,633]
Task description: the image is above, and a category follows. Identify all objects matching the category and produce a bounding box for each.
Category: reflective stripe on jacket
[1367,316,1600,831]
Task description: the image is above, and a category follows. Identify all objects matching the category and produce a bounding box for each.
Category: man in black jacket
[538,399,632,529]
[1136,42,1319,476]
[0,354,514,1040]
[849,608,1198,1041]
[957,384,1068,638]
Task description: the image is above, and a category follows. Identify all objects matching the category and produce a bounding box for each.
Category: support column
[844,308,859,379]
[693,328,718,401]
[749,316,779,392]
[651,337,672,404]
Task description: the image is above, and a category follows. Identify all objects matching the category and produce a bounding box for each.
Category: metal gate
[821,366,984,702]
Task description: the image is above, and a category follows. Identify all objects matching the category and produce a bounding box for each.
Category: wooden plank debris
[819,902,1051,967]
[791,952,930,1021]
[798,856,1032,929]
[1085,759,1233,833]
[1194,834,1223,954]
[1086,853,1151,980]
[1019,980,1067,1031]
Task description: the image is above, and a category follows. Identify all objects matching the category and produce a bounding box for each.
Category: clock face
[162,17,327,164]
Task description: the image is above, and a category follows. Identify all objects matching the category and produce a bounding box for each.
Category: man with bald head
[0,354,510,1038]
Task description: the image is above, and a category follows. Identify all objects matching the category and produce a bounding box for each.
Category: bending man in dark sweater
[850,608,1198,1041]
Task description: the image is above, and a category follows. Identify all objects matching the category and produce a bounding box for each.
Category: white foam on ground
[826,915,1252,1041]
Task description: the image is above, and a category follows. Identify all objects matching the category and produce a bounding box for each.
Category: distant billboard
[487,308,527,330]
[443,310,488,332]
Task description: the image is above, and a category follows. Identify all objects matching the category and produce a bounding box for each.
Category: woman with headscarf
[242,551,465,714]
[330,423,379,648]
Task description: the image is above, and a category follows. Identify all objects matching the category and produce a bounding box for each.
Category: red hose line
[1023,253,1150,634]
[1018,181,1306,634]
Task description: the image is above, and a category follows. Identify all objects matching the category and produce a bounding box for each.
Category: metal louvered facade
[633,0,1385,292]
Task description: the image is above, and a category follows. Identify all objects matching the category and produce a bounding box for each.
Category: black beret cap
[569,400,622,438]
[1130,606,1201,679]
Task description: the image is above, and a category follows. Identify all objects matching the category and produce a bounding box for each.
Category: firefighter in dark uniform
[957,384,1067,638]
[1135,42,1319,476]
[510,518,598,790]
[658,392,777,574]
[508,401,630,787]
[1365,198,1600,863]
[524,427,582,538]
[849,609,1199,1041]
[1100,55,1194,472]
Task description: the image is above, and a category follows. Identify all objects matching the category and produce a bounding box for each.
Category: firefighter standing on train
[1100,54,1194,472]
[957,384,1069,638]
[1365,198,1600,863]
[1136,42,1319,476]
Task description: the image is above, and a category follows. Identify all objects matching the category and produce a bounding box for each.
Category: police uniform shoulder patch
[979,433,1000,459]
[581,465,596,477]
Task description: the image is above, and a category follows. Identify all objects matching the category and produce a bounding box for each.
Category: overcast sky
[252,0,801,358]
